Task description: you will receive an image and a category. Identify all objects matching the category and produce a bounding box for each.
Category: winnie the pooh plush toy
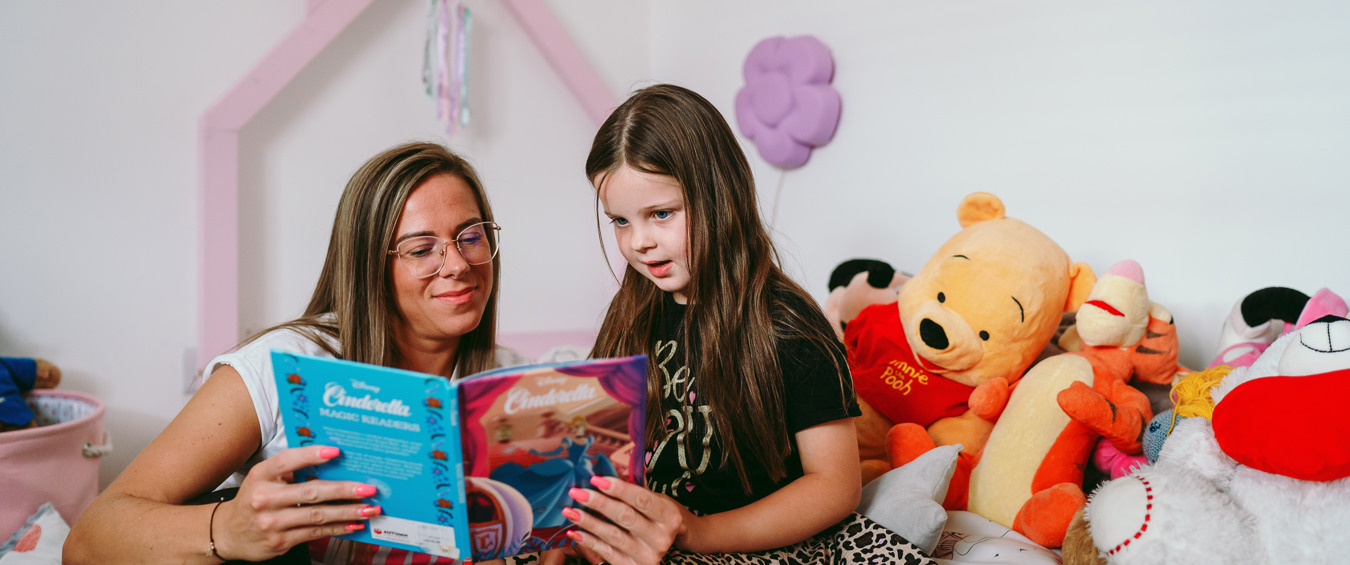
[840,192,1096,509]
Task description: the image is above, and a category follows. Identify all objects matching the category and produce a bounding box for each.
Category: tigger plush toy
[1057,260,1191,480]
[966,260,1186,548]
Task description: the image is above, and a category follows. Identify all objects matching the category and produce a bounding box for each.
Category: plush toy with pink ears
[1063,314,1350,564]
[1210,286,1348,369]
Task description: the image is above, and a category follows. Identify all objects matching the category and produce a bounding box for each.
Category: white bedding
[934,511,1062,564]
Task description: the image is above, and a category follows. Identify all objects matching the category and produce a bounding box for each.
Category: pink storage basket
[0,389,111,539]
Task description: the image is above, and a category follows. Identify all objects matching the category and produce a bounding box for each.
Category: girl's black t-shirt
[644,291,860,516]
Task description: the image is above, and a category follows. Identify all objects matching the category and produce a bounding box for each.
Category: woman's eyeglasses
[388,221,501,278]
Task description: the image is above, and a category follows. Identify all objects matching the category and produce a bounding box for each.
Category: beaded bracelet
[207,500,225,561]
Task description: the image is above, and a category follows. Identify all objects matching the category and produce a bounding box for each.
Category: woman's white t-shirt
[205,323,529,490]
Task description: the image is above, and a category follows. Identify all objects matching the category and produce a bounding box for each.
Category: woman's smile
[433,286,476,305]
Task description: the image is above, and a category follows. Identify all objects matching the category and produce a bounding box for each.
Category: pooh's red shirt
[844,303,974,426]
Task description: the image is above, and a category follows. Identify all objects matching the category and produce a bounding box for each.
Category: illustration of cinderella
[489,418,617,528]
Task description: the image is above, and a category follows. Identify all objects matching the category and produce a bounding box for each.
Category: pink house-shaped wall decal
[197,0,616,369]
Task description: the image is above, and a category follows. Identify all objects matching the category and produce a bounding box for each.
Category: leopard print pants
[509,512,936,564]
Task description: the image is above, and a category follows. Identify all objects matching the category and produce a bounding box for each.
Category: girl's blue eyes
[609,210,673,226]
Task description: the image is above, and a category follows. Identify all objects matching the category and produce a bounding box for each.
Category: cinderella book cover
[272,352,647,562]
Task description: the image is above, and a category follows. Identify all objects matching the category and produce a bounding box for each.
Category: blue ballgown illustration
[489,435,616,528]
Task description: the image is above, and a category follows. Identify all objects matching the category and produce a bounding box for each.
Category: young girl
[559,84,934,564]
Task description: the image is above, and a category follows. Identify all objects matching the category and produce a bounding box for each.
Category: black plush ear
[1312,314,1350,326]
[828,258,896,292]
[1240,287,1310,328]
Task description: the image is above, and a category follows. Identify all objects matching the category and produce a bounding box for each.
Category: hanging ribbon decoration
[424,0,471,135]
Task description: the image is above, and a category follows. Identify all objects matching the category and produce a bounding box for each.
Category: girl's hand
[212,445,380,561]
[561,476,691,565]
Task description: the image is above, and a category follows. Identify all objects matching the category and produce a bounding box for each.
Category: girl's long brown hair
[587,84,844,491]
[240,141,500,379]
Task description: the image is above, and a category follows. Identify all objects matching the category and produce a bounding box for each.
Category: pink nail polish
[566,530,583,543]
[561,507,581,521]
[360,505,382,517]
[347,523,365,532]
[319,446,340,458]
[354,485,377,497]
[568,488,589,503]
[590,476,612,490]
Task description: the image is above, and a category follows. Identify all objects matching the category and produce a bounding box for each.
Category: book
[271,351,647,562]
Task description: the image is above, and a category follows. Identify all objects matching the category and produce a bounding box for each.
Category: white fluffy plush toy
[1075,314,1350,565]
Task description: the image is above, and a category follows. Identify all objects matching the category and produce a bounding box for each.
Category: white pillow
[856,444,959,555]
[0,503,68,565]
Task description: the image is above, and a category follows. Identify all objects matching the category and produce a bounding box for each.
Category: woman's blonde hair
[244,141,500,378]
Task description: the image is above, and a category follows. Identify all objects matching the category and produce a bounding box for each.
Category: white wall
[234,0,649,341]
[3,1,1349,489]
[649,0,1350,369]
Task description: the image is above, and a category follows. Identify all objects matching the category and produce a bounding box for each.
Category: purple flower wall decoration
[735,35,841,169]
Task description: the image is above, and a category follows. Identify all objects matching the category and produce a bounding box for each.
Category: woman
[65,142,519,564]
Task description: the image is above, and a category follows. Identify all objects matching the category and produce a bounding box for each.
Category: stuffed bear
[1063,315,1350,565]
[965,260,1182,548]
[839,192,1096,509]
[0,357,62,431]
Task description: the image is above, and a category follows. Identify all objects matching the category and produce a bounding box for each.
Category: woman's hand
[559,476,691,565]
[65,366,376,565]
[211,445,380,561]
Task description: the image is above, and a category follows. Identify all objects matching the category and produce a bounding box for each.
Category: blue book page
[271,351,470,561]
